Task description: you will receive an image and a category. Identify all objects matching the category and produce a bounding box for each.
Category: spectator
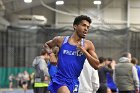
[79,59,99,93]
[30,72,35,88]
[114,52,139,93]
[106,59,117,93]
[131,57,140,88]
[8,74,15,90]
[32,47,51,93]
[131,57,140,80]
[16,72,24,88]
[97,57,114,93]
[21,70,30,91]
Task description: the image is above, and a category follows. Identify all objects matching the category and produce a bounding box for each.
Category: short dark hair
[131,57,138,65]
[121,52,130,57]
[99,56,105,63]
[73,15,92,26]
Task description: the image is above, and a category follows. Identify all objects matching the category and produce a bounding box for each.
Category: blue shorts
[48,77,79,93]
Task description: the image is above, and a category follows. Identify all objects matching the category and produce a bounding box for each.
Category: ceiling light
[24,0,32,3]
[93,0,101,5]
[56,1,64,5]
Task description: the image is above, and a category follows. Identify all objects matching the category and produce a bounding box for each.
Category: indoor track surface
[0,89,33,93]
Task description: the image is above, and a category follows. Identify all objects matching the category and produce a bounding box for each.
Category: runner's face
[74,20,90,38]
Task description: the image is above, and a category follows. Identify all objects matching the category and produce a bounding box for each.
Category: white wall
[55,0,140,29]
[4,0,140,30]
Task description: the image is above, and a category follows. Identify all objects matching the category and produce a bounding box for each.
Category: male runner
[44,15,99,93]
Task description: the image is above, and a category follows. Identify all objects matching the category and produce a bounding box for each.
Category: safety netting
[0,26,140,87]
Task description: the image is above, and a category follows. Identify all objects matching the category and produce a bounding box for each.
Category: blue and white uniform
[48,36,86,93]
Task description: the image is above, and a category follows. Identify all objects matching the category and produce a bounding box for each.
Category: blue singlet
[48,36,86,93]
